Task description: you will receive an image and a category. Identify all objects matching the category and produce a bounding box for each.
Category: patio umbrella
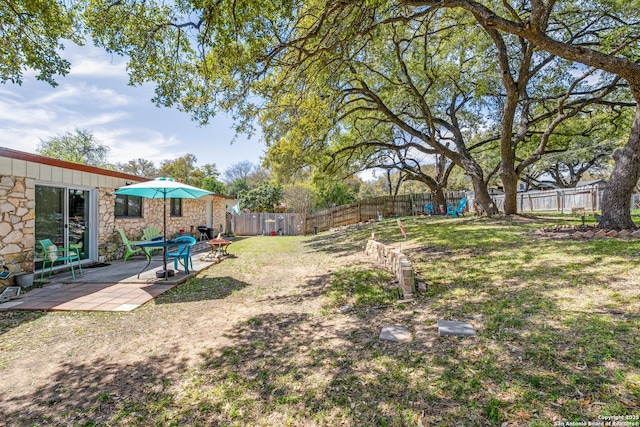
[114,177,213,278]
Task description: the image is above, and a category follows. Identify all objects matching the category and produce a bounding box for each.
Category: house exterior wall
[0,175,35,276]
[211,197,229,236]
[0,148,230,279]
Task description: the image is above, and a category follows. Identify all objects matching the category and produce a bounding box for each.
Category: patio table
[135,240,183,279]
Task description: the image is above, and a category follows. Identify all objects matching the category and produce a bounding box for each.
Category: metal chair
[39,239,82,280]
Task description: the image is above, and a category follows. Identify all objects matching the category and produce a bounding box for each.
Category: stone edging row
[536,226,640,239]
[364,240,415,300]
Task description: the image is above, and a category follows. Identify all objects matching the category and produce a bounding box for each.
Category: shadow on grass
[305,216,640,423]
[0,310,46,337]
[256,272,333,306]
[193,312,461,426]
[3,348,189,426]
[154,276,250,304]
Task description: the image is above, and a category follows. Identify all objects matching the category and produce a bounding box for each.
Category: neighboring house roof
[576,179,607,187]
[522,181,559,190]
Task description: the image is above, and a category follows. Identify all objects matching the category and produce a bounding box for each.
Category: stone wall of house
[211,197,229,235]
[0,176,36,281]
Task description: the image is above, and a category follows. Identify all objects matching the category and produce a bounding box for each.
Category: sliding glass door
[35,186,92,270]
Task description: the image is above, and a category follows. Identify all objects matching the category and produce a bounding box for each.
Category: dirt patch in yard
[0,234,379,425]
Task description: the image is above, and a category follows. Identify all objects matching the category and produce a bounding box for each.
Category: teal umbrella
[114,177,213,277]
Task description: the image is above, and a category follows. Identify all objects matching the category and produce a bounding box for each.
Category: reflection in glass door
[35,186,91,270]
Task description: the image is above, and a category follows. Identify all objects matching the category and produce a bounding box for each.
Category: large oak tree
[401,0,640,228]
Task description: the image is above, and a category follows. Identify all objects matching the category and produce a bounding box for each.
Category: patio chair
[424,203,434,215]
[39,239,82,280]
[141,226,163,254]
[117,229,150,261]
[142,226,161,241]
[446,198,467,218]
[0,264,10,280]
[166,236,196,273]
[455,197,467,217]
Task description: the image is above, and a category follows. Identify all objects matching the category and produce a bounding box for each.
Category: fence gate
[232,212,306,236]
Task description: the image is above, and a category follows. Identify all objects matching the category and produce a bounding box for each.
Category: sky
[0,42,265,175]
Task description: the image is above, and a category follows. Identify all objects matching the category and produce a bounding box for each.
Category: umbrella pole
[163,194,168,278]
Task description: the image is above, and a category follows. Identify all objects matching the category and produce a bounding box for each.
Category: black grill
[197,226,213,240]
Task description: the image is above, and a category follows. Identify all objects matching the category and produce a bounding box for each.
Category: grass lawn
[1,214,639,426]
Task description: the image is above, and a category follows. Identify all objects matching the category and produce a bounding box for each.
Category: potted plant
[14,270,35,288]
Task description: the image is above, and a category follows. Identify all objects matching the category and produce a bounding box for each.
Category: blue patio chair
[456,197,467,216]
[166,236,196,273]
[446,203,456,218]
[446,198,467,218]
[0,264,10,279]
[39,239,82,280]
[425,203,434,215]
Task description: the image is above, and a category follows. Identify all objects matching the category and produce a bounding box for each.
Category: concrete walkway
[0,249,219,312]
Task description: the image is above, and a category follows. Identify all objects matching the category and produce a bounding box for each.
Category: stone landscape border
[364,240,415,300]
[536,225,640,239]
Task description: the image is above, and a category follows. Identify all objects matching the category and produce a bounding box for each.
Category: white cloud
[34,83,131,108]
[69,54,128,78]
[0,99,58,125]
[94,127,183,164]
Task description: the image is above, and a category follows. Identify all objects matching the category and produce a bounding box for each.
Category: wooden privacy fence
[232,185,620,236]
[305,192,466,234]
[231,212,306,236]
[490,185,603,214]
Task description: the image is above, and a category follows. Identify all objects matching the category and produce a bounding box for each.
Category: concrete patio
[0,244,221,312]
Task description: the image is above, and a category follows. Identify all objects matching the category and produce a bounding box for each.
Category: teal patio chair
[456,197,467,216]
[446,198,467,218]
[425,203,434,215]
[446,203,456,218]
[39,239,82,280]
[166,236,196,273]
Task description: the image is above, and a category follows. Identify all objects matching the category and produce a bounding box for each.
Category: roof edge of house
[1,146,149,182]
[1,146,235,199]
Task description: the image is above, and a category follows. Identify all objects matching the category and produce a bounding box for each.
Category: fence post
[410,194,414,216]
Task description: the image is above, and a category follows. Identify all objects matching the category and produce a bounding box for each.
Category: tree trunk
[598,105,640,230]
[432,187,446,213]
[471,177,498,216]
[500,168,519,215]
[498,90,520,216]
